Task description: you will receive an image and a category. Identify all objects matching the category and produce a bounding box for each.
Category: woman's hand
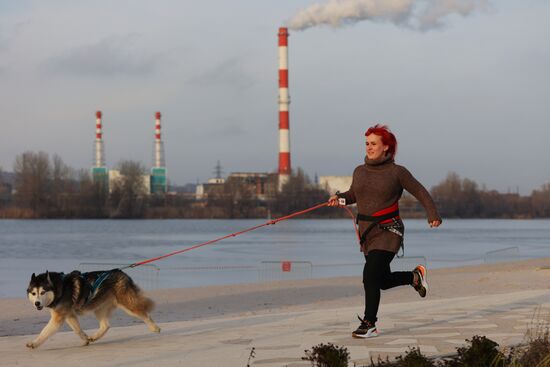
[429,220,442,228]
[327,195,340,207]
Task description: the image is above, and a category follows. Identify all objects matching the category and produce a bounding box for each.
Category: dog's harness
[356,202,405,256]
[45,270,117,308]
[81,270,115,305]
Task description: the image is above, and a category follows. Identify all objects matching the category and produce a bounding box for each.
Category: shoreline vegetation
[1,151,549,219]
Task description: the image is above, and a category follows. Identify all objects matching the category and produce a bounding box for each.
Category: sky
[0,0,548,194]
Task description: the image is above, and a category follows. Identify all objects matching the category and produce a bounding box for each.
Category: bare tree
[532,183,550,217]
[13,151,51,215]
[0,165,4,209]
[109,160,148,218]
[50,154,75,216]
[73,169,109,218]
[272,168,329,216]
[431,172,482,217]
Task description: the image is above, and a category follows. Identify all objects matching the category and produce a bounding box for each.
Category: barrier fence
[79,247,521,291]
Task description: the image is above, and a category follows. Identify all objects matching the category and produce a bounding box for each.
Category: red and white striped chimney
[154,112,165,168]
[94,110,105,167]
[278,27,291,190]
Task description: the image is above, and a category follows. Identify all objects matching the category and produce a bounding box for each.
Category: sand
[1,258,549,366]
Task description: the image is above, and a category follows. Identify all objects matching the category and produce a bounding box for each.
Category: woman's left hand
[429,220,442,228]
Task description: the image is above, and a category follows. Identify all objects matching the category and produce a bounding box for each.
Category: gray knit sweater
[337,155,441,254]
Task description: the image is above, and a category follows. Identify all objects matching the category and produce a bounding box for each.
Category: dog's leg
[88,305,114,342]
[65,314,90,346]
[119,305,161,333]
[26,311,64,349]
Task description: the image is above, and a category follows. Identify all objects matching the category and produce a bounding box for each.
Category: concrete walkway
[2,289,549,367]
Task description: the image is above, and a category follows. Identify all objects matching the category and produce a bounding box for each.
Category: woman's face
[365,133,388,160]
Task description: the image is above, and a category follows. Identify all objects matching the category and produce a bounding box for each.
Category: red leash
[121,202,359,270]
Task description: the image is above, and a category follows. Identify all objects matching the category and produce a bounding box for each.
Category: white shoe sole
[352,329,379,338]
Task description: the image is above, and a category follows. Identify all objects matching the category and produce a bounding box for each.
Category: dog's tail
[113,270,155,313]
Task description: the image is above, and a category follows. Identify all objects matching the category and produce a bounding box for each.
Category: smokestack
[94,110,105,167]
[151,111,167,194]
[278,27,291,190]
[154,111,164,168]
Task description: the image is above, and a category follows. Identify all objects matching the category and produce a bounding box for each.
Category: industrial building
[195,172,278,201]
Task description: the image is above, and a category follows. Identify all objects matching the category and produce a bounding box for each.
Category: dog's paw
[26,341,38,349]
[152,326,161,333]
[82,339,90,346]
[87,336,97,343]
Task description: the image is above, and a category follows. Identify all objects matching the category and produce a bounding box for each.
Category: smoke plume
[286,0,489,31]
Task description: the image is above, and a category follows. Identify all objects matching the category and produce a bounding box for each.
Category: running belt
[356,202,401,245]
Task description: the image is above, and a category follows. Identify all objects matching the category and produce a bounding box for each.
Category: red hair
[365,124,397,158]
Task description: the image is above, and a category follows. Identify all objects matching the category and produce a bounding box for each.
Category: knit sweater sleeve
[336,167,358,205]
[397,166,441,222]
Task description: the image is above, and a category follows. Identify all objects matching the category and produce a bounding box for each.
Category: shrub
[364,347,435,367]
[394,347,436,367]
[303,343,350,367]
[509,327,550,366]
[441,335,506,367]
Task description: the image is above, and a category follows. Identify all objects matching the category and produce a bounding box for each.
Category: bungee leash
[120,202,360,271]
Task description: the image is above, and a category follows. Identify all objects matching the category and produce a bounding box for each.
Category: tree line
[1,151,550,219]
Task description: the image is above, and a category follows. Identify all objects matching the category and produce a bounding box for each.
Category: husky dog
[26,269,160,349]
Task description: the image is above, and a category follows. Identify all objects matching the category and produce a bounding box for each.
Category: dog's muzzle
[35,302,43,310]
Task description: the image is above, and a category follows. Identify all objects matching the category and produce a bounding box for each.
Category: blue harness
[81,270,114,305]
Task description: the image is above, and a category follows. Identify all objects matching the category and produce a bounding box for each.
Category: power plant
[91,27,302,197]
[91,111,167,194]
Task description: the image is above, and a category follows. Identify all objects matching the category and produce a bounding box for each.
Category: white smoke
[286,0,489,31]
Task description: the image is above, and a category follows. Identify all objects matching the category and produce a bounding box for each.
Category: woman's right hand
[327,195,340,207]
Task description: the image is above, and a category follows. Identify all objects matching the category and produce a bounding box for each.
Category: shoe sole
[352,330,379,339]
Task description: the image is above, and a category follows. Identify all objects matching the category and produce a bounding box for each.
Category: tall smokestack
[151,111,167,193]
[278,27,291,190]
[91,110,108,188]
[154,111,165,168]
[94,111,105,167]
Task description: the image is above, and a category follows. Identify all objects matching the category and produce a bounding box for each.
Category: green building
[91,167,109,190]
[150,167,167,194]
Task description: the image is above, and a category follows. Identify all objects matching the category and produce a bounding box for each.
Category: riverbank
[1,258,549,366]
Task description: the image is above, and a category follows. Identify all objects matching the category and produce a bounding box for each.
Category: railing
[77,247,521,291]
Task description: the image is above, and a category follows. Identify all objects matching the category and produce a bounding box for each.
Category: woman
[328,124,441,339]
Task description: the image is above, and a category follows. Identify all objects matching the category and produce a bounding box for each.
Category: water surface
[1,219,548,298]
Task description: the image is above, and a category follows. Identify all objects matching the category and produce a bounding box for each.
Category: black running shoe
[412,265,428,298]
[352,316,378,338]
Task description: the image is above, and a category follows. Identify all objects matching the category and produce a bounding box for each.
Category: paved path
[2,289,549,367]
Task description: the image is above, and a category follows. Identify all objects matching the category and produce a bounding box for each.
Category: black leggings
[363,250,414,324]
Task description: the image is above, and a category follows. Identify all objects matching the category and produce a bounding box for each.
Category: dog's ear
[31,273,36,282]
[46,271,52,286]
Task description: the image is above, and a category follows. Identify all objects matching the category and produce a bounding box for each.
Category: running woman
[328,124,442,338]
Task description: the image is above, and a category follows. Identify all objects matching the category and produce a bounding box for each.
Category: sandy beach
[1,258,549,366]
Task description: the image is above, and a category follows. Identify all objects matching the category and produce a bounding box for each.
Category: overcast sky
[0,0,548,194]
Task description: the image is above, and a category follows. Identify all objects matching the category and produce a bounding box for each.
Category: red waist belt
[356,202,400,244]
